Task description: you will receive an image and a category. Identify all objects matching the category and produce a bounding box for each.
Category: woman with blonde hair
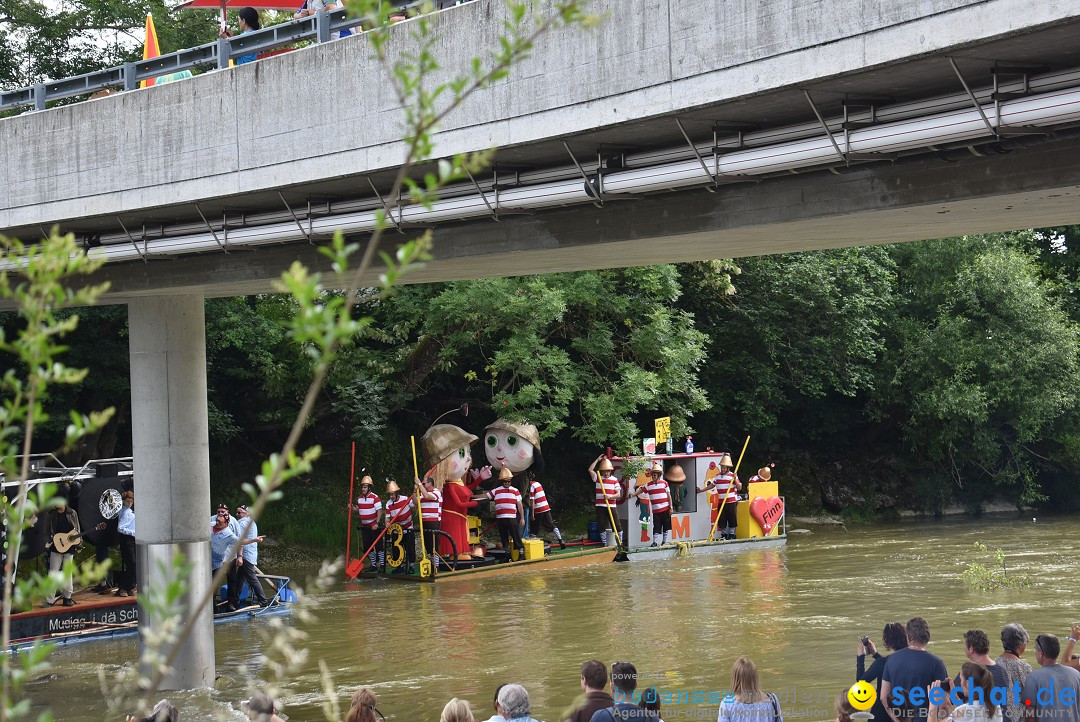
[346,688,379,722]
[440,698,475,722]
[717,657,783,722]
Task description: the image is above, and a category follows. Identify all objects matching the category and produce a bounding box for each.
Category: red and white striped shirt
[385,495,414,530]
[645,479,671,513]
[420,488,443,522]
[355,492,382,528]
[716,472,740,502]
[529,481,551,514]
[488,485,522,519]
[594,475,620,507]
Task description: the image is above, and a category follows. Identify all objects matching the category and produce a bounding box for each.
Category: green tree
[887,234,1080,505]
[679,248,896,447]
[335,267,709,452]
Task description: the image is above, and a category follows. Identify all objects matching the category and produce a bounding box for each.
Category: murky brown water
[23,514,1078,721]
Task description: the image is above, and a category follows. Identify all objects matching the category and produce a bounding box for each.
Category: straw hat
[484,419,541,449]
[359,475,374,487]
[498,467,513,481]
[386,480,400,493]
[720,453,734,468]
[597,458,614,472]
[650,461,663,474]
[421,424,478,468]
[666,465,686,483]
[757,466,772,481]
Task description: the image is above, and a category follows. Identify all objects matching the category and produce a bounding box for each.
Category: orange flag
[141,13,161,88]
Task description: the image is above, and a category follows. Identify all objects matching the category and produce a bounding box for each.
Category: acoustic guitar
[51,530,84,554]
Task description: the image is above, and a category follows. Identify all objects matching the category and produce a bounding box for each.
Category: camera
[861,636,871,647]
[941,678,953,692]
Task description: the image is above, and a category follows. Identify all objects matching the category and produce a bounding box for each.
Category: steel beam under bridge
[89,130,1080,301]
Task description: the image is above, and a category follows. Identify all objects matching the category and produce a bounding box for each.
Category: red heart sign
[749,496,784,534]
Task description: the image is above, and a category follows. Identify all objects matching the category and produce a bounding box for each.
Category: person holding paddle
[44,492,81,607]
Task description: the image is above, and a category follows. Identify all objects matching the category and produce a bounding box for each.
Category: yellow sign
[654,416,671,444]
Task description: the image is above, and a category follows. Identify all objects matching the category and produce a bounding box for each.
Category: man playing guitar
[44,496,82,607]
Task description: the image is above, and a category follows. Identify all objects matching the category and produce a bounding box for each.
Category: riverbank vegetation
[11,227,1080,553]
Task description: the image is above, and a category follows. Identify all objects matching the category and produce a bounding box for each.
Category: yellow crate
[467,515,482,545]
[523,538,545,560]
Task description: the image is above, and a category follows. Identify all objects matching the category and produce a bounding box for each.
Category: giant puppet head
[483,419,544,475]
[421,424,478,489]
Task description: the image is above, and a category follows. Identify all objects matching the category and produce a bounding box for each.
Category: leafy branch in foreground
[0,229,114,722]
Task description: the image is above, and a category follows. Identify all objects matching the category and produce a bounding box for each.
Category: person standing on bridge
[219,7,261,65]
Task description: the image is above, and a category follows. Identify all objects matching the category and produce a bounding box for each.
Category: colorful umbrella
[141,13,161,88]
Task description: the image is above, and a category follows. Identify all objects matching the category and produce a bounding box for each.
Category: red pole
[345,442,356,567]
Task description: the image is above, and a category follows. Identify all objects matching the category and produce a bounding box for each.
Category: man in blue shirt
[230,505,269,607]
[880,617,949,722]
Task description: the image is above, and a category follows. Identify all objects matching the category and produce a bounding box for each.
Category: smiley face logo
[848,681,877,711]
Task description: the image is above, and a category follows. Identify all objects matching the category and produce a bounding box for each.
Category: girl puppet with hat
[483,419,565,549]
[588,454,628,547]
[421,424,492,561]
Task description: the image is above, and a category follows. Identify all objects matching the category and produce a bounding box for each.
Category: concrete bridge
[4,0,1080,689]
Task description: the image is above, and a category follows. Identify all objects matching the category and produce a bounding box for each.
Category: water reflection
[23,515,1080,721]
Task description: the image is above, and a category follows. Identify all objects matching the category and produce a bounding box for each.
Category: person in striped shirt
[634,462,673,546]
[383,480,416,573]
[589,455,625,548]
[527,477,565,550]
[715,453,742,540]
[354,476,384,571]
[488,467,525,561]
[417,476,443,571]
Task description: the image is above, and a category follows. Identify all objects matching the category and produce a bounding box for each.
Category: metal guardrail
[0,7,381,112]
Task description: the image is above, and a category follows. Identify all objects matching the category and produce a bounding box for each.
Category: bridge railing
[0,3,422,113]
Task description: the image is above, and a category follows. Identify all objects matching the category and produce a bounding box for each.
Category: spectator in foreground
[858,622,908,722]
[482,685,507,722]
[963,630,1009,696]
[565,660,614,722]
[1021,634,1080,722]
[930,662,1001,722]
[835,692,856,722]
[638,687,664,722]
[346,688,379,722]
[995,623,1033,722]
[880,617,948,722]
[442,698,476,722]
[497,684,540,722]
[590,662,658,721]
[1062,623,1080,673]
[246,691,285,722]
[126,699,178,722]
[717,657,782,722]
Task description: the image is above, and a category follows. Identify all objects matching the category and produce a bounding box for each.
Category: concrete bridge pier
[128,294,215,689]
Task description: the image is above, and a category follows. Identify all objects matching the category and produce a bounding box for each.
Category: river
[22,514,1076,721]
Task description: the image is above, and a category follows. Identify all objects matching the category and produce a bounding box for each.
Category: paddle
[412,436,433,579]
[345,442,356,570]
